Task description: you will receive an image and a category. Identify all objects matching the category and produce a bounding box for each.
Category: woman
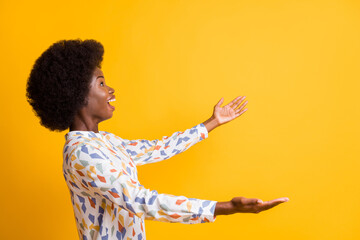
[26,39,289,240]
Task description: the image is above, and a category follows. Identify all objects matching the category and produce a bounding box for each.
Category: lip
[107,95,116,102]
[107,95,116,111]
[108,103,115,111]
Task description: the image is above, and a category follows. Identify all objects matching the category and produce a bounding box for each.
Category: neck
[69,111,100,133]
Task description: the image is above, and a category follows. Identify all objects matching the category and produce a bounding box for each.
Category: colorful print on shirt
[63,123,217,240]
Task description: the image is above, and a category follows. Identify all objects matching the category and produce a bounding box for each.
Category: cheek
[87,96,105,111]
[86,88,109,115]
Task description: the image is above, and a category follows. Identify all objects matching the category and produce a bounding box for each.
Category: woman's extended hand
[202,96,248,133]
[230,196,289,214]
[213,96,248,126]
[214,196,289,216]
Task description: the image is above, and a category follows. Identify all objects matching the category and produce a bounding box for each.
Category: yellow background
[1,0,359,239]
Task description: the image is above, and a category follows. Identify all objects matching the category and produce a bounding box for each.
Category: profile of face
[83,67,116,123]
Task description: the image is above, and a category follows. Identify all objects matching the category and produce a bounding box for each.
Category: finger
[231,97,247,109]
[263,197,289,206]
[231,96,246,109]
[234,108,248,118]
[235,100,248,112]
[226,96,242,107]
[216,97,224,107]
[259,197,289,211]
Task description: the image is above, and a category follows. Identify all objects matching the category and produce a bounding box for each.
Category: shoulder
[100,131,128,146]
[64,135,107,158]
[100,130,121,139]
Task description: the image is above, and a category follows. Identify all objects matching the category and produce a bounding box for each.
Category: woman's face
[84,67,116,122]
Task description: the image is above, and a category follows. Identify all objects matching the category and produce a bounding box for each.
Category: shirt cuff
[198,123,209,140]
[205,200,217,223]
[192,200,217,224]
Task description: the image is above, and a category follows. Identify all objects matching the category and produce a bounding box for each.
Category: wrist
[214,201,235,216]
[203,116,220,133]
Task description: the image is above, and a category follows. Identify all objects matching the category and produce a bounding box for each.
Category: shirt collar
[64,130,106,141]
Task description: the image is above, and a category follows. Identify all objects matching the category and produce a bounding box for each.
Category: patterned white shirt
[63,123,217,239]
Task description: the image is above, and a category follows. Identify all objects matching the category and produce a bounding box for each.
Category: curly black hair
[26,39,104,132]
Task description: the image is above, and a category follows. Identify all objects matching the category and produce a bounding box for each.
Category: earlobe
[83,96,89,106]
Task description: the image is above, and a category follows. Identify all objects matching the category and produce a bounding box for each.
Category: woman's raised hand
[213,96,248,126]
[202,96,248,133]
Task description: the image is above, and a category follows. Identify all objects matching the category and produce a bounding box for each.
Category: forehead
[89,67,104,88]
[93,67,103,76]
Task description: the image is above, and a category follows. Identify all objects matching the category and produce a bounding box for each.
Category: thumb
[243,198,261,205]
[216,97,224,107]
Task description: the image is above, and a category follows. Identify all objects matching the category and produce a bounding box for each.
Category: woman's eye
[100,82,104,86]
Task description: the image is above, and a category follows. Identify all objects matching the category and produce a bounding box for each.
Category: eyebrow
[96,76,104,79]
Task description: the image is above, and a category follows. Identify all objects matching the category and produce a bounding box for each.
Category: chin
[107,113,114,119]
[102,113,113,122]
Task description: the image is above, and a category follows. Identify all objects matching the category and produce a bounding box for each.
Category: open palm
[213,96,248,125]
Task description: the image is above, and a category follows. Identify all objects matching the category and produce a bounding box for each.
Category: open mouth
[107,98,116,110]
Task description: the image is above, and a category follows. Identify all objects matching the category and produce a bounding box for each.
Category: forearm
[214,201,235,216]
[202,116,220,133]
[125,123,208,166]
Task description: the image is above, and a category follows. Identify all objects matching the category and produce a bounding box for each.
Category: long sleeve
[70,144,217,224]
[117,123,209,166]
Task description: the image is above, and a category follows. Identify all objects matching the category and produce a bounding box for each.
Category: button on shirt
[63,123,217,240]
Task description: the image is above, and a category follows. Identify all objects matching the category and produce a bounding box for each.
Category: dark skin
[70,67,289,217]
[70,67,115,133]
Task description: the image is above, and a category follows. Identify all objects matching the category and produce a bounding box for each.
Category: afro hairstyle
[26,39,104,132]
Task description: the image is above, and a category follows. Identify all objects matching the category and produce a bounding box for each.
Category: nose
[108,86,115,94]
